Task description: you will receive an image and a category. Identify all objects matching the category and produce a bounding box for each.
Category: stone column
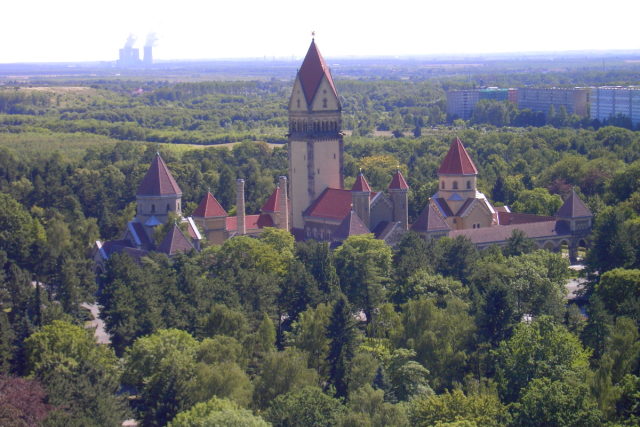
[236,179,245,235]
[278,176,289,231]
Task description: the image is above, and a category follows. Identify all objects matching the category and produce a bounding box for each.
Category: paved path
[81,302,111,345]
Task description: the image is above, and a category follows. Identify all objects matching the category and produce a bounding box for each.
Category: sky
[2,0,639,63]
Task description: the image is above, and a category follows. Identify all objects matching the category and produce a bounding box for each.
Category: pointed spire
[438,137,478,176]
[352,172,371,192]
[137,153,182,196]
[261,185,280,213]
[388,169,409,190]
[157,224,194,255]
[334,210,370,240]
[192,192,227,218]
[556,189,592,218]
[298,39,338,105]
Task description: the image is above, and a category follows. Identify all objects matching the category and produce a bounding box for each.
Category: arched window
[166,204,170,212]
[467,180,471,189]
[151,204,156,213]
[453,181,458,190]
[441,181,445,189]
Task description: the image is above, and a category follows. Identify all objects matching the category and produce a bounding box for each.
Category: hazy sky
[2,0,639,63]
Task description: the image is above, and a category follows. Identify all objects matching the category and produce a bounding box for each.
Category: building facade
[590,86,640,128]
[517,87,590,117]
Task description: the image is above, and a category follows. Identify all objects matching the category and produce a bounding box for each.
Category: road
[81,302,111,345]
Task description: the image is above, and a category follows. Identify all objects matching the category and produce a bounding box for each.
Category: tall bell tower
[288,38,343,234]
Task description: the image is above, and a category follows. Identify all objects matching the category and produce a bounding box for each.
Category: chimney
[278,176,289,231]
[236,179,246,235]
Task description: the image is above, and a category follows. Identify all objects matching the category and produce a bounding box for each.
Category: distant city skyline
[3,0,639,63]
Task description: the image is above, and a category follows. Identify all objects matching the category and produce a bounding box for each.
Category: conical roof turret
[438,137,478,176]
[351,172,371,192]
[137,153,182,196]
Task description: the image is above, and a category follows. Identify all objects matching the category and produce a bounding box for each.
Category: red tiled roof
[137,153,182,196]
[499,211,555,225]
[226,215,261,232]
[556,189,592,218]
[298,39,338,106]
[304,188,352,220]
[438,137,478,176]
[411,201,451,233]
[334,210,370,240]
[257,213,275,228]
[261,187,280,212]
[352,173,371,192]
[388,170,409,190]
[193,192,227,217]
[157,224,194,255]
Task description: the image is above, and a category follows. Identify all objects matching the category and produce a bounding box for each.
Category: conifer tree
[326,295,357,399]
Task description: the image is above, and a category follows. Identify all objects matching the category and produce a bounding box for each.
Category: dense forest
[0,72,639,425]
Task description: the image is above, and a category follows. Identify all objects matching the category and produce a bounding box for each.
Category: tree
[0,375,53,426]
[409,385,508,427]
[198,304,249,341]
[264,386,345,427]
[24,320,127,425]
[123,329,199,426]
[287,303,332,376]
[594,268,640,320]
[326,295,358,399]
[511,377,602,427]
[587,207,636,273]
[334,234,393,322]
[503,229,536,257]
[494,316,591,403]
[511,188,563,216]
[252,348,319,409]
[435,236,478,283]
[345,384,410,427]
[399,297,475,390]
[168,397,268,427]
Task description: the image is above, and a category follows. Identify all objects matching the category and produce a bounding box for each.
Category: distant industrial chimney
[236,179,246,235]
[143,46,153,66]
[143,33,157,66]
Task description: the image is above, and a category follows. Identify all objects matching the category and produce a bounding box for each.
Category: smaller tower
[351,172,371,229]
[388,169,409,230]
[236,179,246,235]
[136,153,182,232]
[192,192,228,245]
[436,137,478,214]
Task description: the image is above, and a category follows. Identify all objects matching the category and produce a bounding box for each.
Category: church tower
[288,38,343,234]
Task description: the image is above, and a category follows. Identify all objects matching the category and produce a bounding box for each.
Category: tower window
[151,204,156,213]
[333,153,336,159]
[441,181,445,189]
[323,98,328,108]
[453,181,458,190]
[467,180,471,189]
[296,99,300,108]
[166,204,170,212]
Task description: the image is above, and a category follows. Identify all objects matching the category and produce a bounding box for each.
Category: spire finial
[311,30,316,39]
[359,167,362,174]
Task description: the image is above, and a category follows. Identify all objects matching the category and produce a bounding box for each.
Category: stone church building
[96,38,593,265]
